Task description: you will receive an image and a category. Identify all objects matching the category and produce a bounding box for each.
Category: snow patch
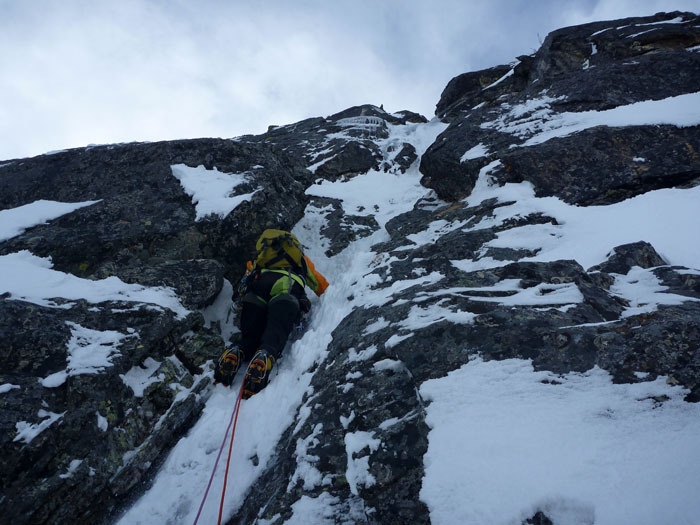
[0,251,189,318]
[344,430,381,496]
[289,423,325,491]
[485,92,700,148]
[420,357,700,525]
[363,317,390,335]
[611,266,698,318]
[96,412,109,432]
[460,143,490,162]
[41,322,137,388]
[120,358,163,397]
[0,383,21,394]
[464,174,700,270]
[14,409,66,444]
[282,492,341,525]
[201,278,237,342]
[347,345,379,363]
[171,164,260,221]
[59,459,83,479]
[0,199,101,242]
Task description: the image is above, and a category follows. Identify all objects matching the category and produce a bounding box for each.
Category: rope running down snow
[218,377,246,524]
[192,377,246,525]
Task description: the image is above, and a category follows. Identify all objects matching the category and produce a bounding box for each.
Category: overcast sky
[1,0,698,160]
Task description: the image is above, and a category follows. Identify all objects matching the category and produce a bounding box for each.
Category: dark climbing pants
[239,271,303,359]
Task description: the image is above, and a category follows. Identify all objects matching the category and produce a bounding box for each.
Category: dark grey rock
[421,11,700,203]
[0,298,217,525]
[495,125,700,205]
[588,241,667,274]
[0,138,311,283]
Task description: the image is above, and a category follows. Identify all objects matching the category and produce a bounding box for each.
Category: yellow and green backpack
[253,229,307,275]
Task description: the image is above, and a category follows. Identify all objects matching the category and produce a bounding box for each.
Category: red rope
[193,379,245,525]
[217,375,246,525]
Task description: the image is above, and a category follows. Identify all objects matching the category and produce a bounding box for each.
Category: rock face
[229,13,700,525]
[0,138,312,523]
[421,11,700,205]
[1,12,699,525]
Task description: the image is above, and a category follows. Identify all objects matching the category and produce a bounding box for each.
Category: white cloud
[0,0,697,160]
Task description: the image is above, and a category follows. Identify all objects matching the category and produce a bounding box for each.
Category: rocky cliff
[1,11,699,525]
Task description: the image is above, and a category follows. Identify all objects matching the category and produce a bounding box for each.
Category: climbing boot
[214,346,244,387]
[243,349,275,399]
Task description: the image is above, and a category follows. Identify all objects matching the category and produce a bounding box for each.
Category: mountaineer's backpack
[233,229,309,309]
[253,229,307,275]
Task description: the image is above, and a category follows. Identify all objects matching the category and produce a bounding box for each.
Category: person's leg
[217,292,266,385]
[260,293,300,359]
[239,293,267,358]
[243,275,305,398]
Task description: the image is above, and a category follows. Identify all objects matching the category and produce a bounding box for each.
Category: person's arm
[304,255,329,296]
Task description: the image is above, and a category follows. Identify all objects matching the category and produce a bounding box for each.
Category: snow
[96,412,109,432]
[120,357,163,397]
[98,113,699,524]
[0,250,189,318]
[13,409,66,444]
[398,302,476,330]
[415,279,585,309]
[420,357,700,525]
[484,91,700,147]
[344,430,381,496]
[201,278,238,343]
[289,423,327,491]
[460,142,490,162]
[610,266,698,317]
[280,492,341,525]
[171,164,261,221]
[363,317,390,335]
[59,459,83,479]
[41,321,137,388]
[484,67,515,90]
[0,199,101,242]
[305,119,447,228]
[458,164,700,271]
[306,167,424,229]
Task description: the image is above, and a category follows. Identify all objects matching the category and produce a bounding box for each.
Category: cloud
[0,0,697,160]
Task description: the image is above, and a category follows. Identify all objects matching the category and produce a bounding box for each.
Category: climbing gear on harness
[243,349,276,399]
[214,347,244,387]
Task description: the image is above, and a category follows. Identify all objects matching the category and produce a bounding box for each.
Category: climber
[215,229,328,398]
